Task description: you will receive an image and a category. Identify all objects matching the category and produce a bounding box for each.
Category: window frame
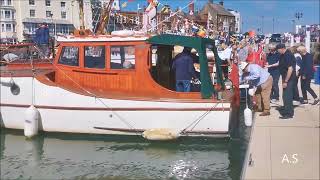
[29,9,35,17]
[61,11,66,19]
[45,0,51,7]
[60,1,66,8]
[57,45,81,68]
[1,24,5,32]
[4,10,10,19]
[46,11,52,18]
[109,45,136,71]
[5,23,11,32]
[83,45,106,70]
[29,0,35,5]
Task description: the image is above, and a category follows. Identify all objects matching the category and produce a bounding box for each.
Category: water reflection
[0,105,249,180]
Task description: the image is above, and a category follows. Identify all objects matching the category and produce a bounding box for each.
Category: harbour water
[0,106,250,180]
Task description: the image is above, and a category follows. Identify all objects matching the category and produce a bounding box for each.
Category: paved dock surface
[242,83,320,180]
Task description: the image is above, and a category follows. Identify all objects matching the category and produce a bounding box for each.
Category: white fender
[244,107,252,127]
[248,88,256,96]
[24,105,40,138]
[142,128,180,141]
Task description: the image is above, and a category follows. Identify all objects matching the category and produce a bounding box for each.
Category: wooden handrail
[72,69,118,75]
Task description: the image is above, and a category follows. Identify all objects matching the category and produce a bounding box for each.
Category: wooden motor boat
[0,34,240,138]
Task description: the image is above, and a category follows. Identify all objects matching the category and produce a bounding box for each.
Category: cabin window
[151,46,158,67]
[110,46,135,69]
[58,46,79,66]
[84,46,105,69]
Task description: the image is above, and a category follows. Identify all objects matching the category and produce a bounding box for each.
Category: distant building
[296,24,320,42]
[115,11,142,31]
[0,0,17,43]
[228,9,241,33]
[193,0,235,34]
[296,24,320,34]
[0,0,92,43]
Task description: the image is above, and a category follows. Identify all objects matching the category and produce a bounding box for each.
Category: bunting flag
[121,2,127,8]
[188,0,194,15]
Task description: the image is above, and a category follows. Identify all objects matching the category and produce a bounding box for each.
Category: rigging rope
[147,0,197,32]
[89,0,201,33]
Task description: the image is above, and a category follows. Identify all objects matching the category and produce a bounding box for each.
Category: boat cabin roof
[56,35,149,43]
[147,34,216,49]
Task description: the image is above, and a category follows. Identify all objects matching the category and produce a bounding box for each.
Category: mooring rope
[180,100,222,135]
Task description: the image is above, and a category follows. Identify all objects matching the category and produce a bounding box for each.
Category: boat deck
[0,61,54,77]
[242,82,320,179]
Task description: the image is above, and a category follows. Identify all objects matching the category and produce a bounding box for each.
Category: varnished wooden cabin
[3,34,235,103]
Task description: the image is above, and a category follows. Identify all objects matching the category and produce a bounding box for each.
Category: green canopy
[147,34,225,99]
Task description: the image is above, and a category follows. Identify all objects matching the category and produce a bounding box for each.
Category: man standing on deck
[240,62,273,116]
[34,23,50,58]
[276,44,296,119]
[172,47,197,92]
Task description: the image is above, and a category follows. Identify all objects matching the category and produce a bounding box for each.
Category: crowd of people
[171,32,319,119]
[238,41,319,119]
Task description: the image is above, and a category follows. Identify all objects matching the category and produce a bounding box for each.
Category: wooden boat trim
[72,69,118,75]
[0,103,231,111]
[56,36,149,42]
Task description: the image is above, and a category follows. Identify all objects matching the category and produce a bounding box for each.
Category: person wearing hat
[297,46,319,105]
[172,47,197,92]
[240,61,273,116]
[276,43,296,119]
[265,43,281,102]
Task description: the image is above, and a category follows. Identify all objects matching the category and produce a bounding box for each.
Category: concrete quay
[242,82,320,180]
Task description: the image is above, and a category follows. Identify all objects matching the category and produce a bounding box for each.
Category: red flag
[128,0,134,2]
[229,63,240,107]
[230,63,239,89]
[189,1,194,13]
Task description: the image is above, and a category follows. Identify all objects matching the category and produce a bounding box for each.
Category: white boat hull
[0,77,233,137]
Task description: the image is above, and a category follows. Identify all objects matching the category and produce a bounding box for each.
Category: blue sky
[120,0,319,34]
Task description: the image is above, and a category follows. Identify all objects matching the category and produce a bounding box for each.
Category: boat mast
[96,0,115,34]
[78,0,85,30]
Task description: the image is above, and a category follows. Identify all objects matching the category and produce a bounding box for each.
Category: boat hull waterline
[0,77,232,137]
